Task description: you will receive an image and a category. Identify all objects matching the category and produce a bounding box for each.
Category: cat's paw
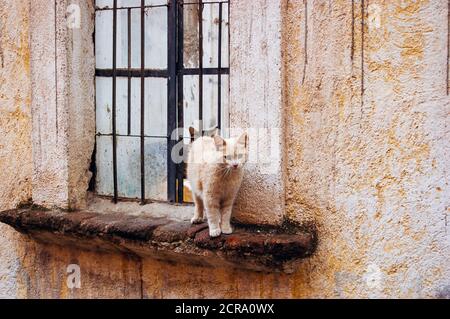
[191,217,205,224]
[221,225,233,235]
[209,228,222,238]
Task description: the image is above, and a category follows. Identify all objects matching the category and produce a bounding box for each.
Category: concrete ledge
[0,207,317,273]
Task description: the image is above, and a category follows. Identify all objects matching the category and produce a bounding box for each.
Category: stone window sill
[0,206,317,274]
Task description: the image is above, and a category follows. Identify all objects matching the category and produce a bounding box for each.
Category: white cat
[186,131,248,237]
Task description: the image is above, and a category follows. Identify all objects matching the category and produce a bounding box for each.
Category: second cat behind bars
[186,131,248,237]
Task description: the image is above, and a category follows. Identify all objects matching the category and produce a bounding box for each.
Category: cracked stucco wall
[0,0,449,299]
[230,0,286,226]
[30,0,95,210]
[283,0,450,298]
[0,0,32,299]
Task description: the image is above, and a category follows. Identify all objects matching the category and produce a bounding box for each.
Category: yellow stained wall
[0,0,449,299]
[283,0,449,298]
[0,0,32,299]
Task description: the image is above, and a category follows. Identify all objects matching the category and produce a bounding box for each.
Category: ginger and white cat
[187,131,248,237]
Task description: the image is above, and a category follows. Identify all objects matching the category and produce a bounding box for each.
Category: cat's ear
[204,127,219,138]
[237,132,248,149]
[189,127,196,143]
[214,135,226,150]
[210,127,220,138]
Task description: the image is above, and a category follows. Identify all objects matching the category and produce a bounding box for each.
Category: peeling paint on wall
[283,0,449,298]
[0,0,32,298]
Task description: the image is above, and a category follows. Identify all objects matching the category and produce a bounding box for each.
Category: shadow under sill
[0,206,317,274]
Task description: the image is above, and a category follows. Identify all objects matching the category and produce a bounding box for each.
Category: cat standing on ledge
[186,131,249,237]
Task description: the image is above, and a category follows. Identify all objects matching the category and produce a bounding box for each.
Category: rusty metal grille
[94,0,230,204]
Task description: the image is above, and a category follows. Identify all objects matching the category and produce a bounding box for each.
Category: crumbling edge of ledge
[0,207,317,274]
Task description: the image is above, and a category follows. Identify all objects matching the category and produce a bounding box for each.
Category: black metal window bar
[95,0,230,205]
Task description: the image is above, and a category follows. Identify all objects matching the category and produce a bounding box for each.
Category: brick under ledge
[0,207,317,274]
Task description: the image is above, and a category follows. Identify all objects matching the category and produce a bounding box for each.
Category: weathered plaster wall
[230,0,286,225]
[8,239,310,299]
[0,0,449,299]
[0,0,32,211]
[31,0,95,210]
[66,0,96,209]
[0,0,32,298]
[283,0,450,298]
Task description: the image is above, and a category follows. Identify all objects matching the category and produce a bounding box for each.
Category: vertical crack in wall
[445,213,448,237]
[54,0,59,144]
[0,13,4,69]
[139,258,144,299]
[351,0,355,62]
[360,0,365,123]
[446,1,450,240]
[0,44,3,68]
[301,0,308,85]
[447,0,449,95]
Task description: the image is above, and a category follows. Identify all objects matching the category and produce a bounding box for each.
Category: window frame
[29,0,286,226]
[94,0,231,205]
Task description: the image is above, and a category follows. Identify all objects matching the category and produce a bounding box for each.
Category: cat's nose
[232,164,239,169]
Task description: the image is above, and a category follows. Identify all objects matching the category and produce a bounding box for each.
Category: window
[94,0,230,204]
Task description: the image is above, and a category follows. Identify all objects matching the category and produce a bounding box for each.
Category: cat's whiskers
[222,166,231,179]
[216,164,233,179]
[225,167,231,178]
